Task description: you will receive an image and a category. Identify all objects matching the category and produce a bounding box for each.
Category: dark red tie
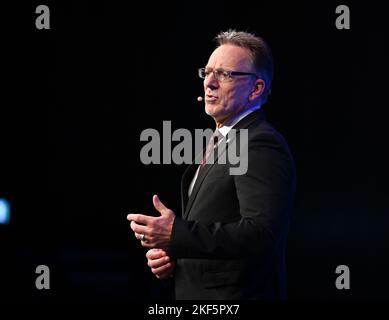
[200,129,221,167]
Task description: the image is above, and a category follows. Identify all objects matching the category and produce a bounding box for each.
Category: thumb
[153,194,169,215]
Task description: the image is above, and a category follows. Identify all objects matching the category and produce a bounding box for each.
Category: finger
[146,249,166,260]
[151,262,173,277]
[135,232,150,241]
[148,256,170,269]
[127,214,151,225]
[130,221,148,235]
[156,272,173,280]
[153,195,169,215]
[157,261,175,279]
[140,240,154,248]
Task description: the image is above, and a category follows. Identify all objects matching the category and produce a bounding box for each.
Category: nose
[204,71,219,90]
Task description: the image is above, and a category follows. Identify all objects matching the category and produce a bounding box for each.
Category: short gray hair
[216,29,274,103]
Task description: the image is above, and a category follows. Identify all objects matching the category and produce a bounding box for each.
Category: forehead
[206,44,252,70]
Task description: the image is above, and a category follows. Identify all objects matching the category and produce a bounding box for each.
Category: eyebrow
[205,66,233,71]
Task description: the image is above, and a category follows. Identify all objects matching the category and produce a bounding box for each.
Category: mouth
[205,94,218,103]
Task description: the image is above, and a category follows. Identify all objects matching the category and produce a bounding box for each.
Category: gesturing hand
[127,195,175,250]
[146,248,175,279]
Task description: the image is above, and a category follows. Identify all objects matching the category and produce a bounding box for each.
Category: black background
[1,0,388,302]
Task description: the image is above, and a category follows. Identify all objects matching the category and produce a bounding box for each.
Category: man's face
[203,44,257,125]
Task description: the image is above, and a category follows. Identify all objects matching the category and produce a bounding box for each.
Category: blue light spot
[0,198,10,224]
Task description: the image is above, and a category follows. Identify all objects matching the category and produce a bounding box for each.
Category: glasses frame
[198,67,259,82]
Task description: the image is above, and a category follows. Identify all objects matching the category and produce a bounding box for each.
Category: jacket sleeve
[168,132,296,259]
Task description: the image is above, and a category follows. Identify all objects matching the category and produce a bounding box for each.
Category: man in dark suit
[128,30,296,299]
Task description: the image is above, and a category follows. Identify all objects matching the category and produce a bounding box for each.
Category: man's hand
[146,248,175,279]
[127,195,175,250]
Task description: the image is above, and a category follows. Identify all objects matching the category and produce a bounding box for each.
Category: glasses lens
[215,70,226,81]
[198,68,229,81]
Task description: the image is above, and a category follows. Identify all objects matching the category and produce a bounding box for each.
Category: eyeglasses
[198,67,259,82]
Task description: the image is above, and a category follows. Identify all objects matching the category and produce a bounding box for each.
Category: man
[128,30,296,299]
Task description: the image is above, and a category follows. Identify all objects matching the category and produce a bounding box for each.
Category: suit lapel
[181,109,266,219]
[183,135,229,218]
[181,162,198,214]
[231,108,265,131]
[183,161,212,219]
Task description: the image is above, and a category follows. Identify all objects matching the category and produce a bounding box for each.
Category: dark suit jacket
[168,109,296,300]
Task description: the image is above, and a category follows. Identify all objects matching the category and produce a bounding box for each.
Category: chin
[206,103,228,121]
[205,103,219,117]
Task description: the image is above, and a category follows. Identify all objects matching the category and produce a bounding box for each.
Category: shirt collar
[218,105,261,137]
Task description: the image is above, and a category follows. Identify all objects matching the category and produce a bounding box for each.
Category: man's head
[201,30,274,126]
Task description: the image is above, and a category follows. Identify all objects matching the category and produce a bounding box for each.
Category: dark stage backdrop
[1,0,388,302]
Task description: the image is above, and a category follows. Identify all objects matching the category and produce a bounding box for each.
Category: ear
[249,79,266,102]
